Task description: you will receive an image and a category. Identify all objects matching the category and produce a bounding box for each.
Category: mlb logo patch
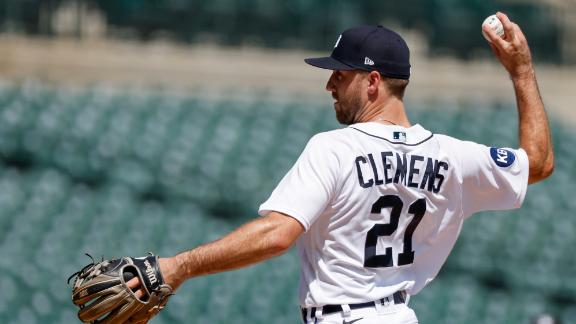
[393,131,406,142]
[490,147,516,168]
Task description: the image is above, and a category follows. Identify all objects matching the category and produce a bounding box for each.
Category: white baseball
[482,14,505,42]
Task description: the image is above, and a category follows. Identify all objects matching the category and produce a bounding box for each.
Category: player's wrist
[509,66,535,82]
[160,256,187,290]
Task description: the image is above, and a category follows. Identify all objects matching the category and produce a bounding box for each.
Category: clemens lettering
[355,152,449,193]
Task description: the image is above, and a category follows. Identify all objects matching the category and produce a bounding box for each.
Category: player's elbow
[540,156,554,179]
[268,236,293,255]
[262,212,304,255]
[528,154,554,184]
[264,227,301,257]
[543,154,554,176]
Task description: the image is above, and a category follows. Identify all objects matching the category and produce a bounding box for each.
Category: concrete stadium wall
[0,35,574,124]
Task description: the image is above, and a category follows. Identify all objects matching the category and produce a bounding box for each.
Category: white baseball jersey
[258,122,528,308]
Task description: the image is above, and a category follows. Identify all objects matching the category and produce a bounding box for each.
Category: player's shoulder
[433,132,465,144]
[428,132,493,168]
[433,133,482,150]
[300,129,359,162]
[309,125,481,151]
[307,128,353,147]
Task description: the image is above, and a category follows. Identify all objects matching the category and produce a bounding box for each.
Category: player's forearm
[512,69,554,183]
[178,220,287,276]
[166,213,301,288]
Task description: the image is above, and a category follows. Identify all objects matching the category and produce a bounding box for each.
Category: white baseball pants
[302,303,419,324]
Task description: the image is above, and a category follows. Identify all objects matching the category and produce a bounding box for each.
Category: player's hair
[381,76,409,99]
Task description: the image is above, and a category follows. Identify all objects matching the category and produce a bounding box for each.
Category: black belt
[301,291,406,322]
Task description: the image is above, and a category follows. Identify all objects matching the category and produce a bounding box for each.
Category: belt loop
[314,307,323,320]
[341,304,352,319]
[383,296,393,307]
[306,307,315,323]
[374,298,384,314]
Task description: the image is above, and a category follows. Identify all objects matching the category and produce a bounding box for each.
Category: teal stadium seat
[0,81,574,323]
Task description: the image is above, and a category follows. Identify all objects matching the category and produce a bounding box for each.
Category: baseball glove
[68,253,173,324]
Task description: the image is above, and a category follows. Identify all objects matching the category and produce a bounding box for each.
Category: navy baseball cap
[305,25,411,80]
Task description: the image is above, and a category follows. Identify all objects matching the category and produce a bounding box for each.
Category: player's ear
[366,71,381,96]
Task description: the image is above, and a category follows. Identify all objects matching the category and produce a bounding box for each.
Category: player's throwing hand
[483,12,533,78]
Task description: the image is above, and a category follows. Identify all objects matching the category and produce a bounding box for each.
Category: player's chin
[335,110,353,125]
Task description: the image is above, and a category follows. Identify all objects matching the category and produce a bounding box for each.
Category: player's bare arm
[483,12,554,184]
[129,211,304,295]
[70,23,555,324]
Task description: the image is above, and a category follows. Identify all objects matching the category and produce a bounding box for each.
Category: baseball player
[126,12,553,323]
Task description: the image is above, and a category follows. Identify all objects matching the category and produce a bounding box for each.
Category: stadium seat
[0,80,574,323]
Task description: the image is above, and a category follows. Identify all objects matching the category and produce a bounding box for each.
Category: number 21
[364,195,426,268]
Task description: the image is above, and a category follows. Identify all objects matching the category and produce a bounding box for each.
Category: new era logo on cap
[364,57,375,66]
[304,25,411,80]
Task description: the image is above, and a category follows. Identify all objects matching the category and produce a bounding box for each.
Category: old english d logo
[334,35,342,48]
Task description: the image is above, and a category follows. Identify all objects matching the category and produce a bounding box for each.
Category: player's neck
[357,97,411,127]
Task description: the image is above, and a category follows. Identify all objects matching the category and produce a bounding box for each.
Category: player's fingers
[512,23,527,45]
[489,42,501,58]
[134,289,145,299]
[482,24,507,49]
[496,12,516,41]
[126,278,147,299]
[126,277,140,289]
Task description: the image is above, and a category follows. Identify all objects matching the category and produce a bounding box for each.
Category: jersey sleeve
[458,140,529,217]
[258,133,341,231]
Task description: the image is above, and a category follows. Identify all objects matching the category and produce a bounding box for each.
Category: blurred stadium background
[0,0,575,323]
